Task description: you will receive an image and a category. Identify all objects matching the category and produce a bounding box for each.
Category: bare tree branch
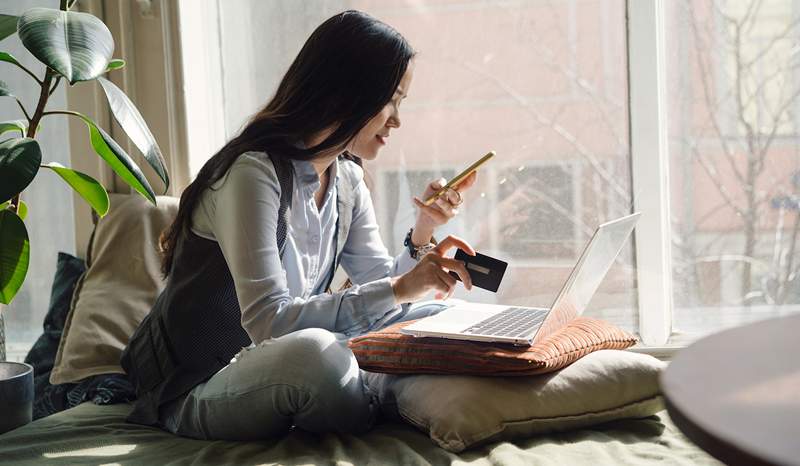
[460,60,631,202]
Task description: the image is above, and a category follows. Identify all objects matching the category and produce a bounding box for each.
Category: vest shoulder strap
[269,154,294,257]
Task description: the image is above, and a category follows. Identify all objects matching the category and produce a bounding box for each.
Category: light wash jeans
[159,302,450,440]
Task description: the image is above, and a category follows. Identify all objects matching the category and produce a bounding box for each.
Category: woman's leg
[161,328,377,440]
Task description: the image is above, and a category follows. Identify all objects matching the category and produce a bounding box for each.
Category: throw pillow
[49,194,178,385]
[349,317,637,376]
[364,349,666,452]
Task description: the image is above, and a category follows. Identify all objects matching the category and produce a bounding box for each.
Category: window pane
[188,0,636,333]
[666,0,800,342]
[0,0,76,361]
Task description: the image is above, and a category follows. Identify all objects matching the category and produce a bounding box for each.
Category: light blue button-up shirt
[191,151,418,344]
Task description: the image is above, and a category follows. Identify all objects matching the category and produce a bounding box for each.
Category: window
[664,0,800,344]
[375,168,458,253]
[496,162,581,262]
[0,0,76,361]
[179,0,636,333]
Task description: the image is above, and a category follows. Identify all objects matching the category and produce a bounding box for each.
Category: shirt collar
[289,156,340,191]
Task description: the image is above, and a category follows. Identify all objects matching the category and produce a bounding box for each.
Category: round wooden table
[661,314,800,466]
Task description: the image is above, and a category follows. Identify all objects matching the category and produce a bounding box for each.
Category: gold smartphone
[423,150,495,206]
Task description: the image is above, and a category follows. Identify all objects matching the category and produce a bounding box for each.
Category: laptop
[401,212,641,346]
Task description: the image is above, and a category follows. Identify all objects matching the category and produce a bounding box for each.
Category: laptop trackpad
[403,303,513,334]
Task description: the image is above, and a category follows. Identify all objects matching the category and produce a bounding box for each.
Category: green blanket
[0,403,720,465]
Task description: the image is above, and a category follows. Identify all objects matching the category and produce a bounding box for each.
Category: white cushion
[365,349,666,452]
[50,194,178,384]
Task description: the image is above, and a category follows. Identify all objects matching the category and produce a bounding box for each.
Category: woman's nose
[387,109,401,129]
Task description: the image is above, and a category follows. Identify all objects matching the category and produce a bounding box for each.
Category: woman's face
[349,61,415,160]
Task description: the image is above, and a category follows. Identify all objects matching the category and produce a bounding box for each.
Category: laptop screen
[533,213,640,343]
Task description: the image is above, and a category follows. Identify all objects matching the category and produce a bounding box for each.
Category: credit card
[448,249,508,292]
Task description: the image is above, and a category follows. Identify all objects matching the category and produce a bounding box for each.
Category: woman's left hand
[411,171,477,243]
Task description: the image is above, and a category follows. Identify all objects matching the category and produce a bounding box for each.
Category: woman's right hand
[391,235,477,303]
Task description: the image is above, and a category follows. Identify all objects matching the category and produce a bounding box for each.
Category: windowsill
[627,304,800,361]
[627,345,680,361]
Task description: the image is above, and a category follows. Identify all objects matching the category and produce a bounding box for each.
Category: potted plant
[0,0,167,431]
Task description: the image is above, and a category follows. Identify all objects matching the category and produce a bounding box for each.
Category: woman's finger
[434,267,457,293]
[430,268,453,300]
[432,235,476,256]
[455,171,477,192]
[424,177,447,198]
[428,256,472,290]
[442,188,462,207]
[434,198,457,218]
[414,197,450,223]
[435,268,457,300]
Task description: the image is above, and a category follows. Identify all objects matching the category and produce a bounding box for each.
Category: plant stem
[14,98,31,121]
[27,69,52,139]
[48,76,62,97]
[10,68,54,214]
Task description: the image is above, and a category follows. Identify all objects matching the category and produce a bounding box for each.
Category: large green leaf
[0,120,27,137]
[98,77,169,191]
[0,209,29,305]
[18,7,113,84]
[0,15,17,42]
[0,138,42,203]
[71,112,155,204]
[43,162,109,217]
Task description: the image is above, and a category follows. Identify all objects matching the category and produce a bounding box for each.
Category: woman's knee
[247,328,356,388]
[287,329,358,385]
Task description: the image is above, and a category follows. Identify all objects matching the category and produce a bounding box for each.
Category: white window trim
[628,0,674,346]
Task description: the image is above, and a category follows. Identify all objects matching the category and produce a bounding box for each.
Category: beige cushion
[349,317,638,376]
[50,194,178,384]
[365,349,665,452]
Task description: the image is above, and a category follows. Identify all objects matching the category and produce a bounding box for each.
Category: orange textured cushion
[348,317,637,376]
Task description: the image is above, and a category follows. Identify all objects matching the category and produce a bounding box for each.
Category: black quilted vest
[121,154,358,426]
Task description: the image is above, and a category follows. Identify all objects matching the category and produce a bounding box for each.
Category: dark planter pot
[0,361,33,435]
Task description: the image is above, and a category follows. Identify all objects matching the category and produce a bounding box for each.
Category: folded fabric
[364,349,666,452]
[50,194,178,385]
[32,374,135,420]
[349,316,637,376]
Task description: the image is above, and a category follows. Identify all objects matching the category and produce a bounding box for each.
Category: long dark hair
[160,10,415,276]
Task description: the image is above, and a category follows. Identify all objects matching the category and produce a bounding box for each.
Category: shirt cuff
[336,277,400,336]
[395,248,418,275]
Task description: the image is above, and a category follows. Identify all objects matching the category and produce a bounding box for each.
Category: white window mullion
[628,0,673,346]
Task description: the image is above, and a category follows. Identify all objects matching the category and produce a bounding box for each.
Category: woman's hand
[391,235,477,303]
[410,171,478,246]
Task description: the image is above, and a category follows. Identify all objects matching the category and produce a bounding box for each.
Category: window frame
[627,0,674,347]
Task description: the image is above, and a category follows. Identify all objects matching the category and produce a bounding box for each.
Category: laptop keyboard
[461,307,548,338]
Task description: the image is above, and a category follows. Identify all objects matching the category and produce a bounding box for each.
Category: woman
[121,10,477,440]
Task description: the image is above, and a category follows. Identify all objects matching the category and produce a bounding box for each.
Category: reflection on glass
[666,0,800,341]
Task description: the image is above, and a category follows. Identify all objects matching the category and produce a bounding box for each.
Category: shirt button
[311,235,319,242]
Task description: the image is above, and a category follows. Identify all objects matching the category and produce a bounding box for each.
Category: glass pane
[0,0,76,361]
[192,0,636,333]
[666,0,800,342]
